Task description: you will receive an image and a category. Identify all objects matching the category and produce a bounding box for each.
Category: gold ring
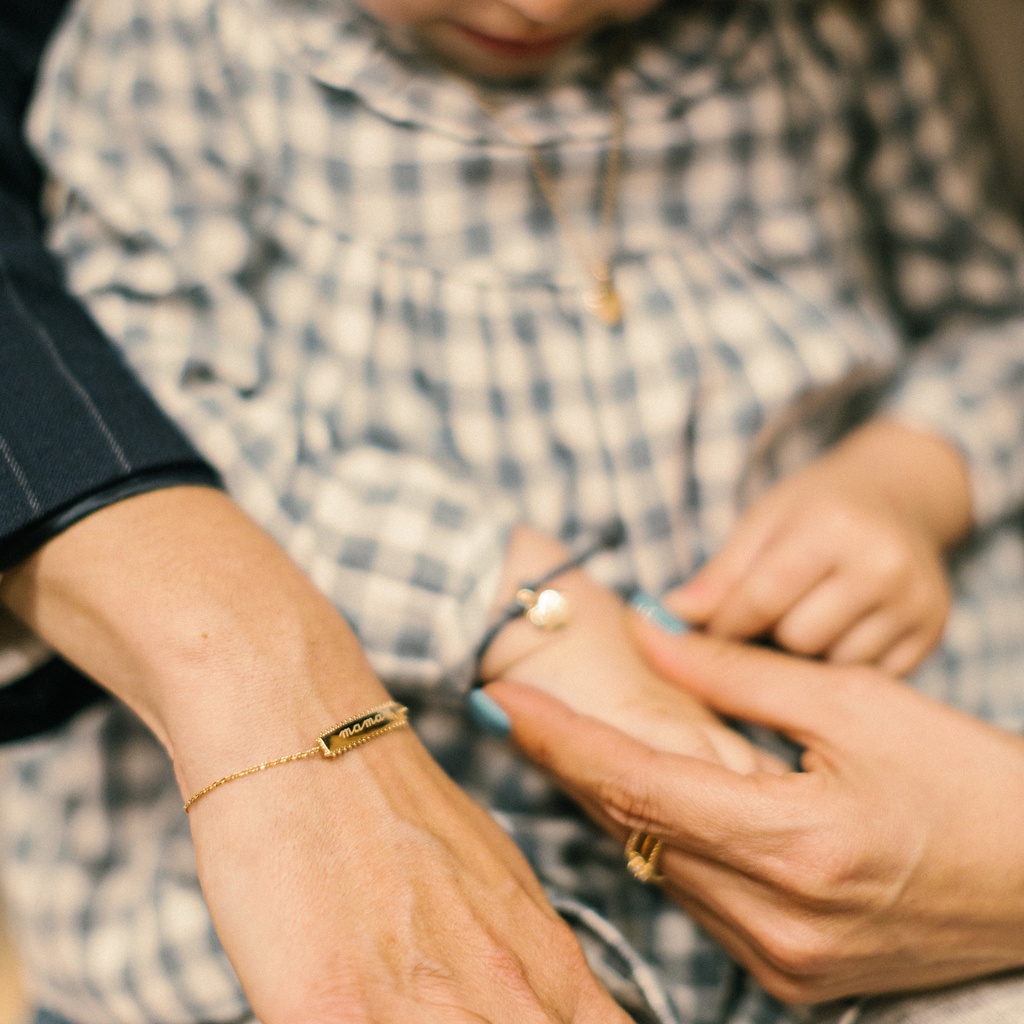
[624,830,664,884]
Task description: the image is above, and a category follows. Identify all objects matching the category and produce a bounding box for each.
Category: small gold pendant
[590,276,623,327]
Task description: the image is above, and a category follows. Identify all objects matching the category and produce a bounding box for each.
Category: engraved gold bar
[318,701,410,757]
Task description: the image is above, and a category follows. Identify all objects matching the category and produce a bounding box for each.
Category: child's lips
[453,23,580,60]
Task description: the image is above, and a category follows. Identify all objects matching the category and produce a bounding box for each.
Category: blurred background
[950,0,1024,211]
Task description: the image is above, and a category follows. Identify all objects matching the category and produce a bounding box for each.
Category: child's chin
[420,27,575,84]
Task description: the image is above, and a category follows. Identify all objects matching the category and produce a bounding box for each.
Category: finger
[629,621,856,742]
[704,722,791,776]
[658,868,795,996]
[660,838,825,928]
[754,746,791,775]
[667,506,783,624]
[485,680,803,859]
[657,840,878,1005]
[769,575,875,656]
[663,844,924,1003]
[567,974,638,1024]
[878,630,934,677]
[658,869,840,1006]
[826,611,913,668]
[659,877,778,977]
[701,530,836,641]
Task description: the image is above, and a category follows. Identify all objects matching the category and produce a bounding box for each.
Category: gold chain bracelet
[183,700,409,813]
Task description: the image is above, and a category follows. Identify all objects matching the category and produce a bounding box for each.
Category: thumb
[668,507,778,624]
[483,680,792,855]
[629,618,850,745]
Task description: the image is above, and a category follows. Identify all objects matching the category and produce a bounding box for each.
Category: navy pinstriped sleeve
[0,0,221,573]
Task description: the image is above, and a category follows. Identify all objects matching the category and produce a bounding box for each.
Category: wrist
[479,523,633,682]
[479,524,642,697]
[0,486,393,797]
[479,527,571,681]
[830,419,973,549]
[156,606,391,799]
[478,522,628,680]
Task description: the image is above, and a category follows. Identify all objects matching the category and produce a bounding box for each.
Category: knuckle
[893,632,929,673]
[818,498,861,540]
[797,853,859,910]
[593,765,662,833]
[472,947,532,995]
[773,618,825,656]
[921,575,952,623]
[417,948,540,1020]
[703,632,758,676]
[480,924,595,1023]
[864,538,910,586]
[741,576,783,622]
[755,918,837,980]
[548,925,594,977]
[754,967,829,1006]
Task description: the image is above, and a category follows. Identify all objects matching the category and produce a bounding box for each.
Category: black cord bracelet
[472,518,626,686]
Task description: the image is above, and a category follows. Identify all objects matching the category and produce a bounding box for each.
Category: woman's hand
[2,488,629,1024]
[670,420,972,675]
[188,728,630,1024]
[486,627,1024,1005]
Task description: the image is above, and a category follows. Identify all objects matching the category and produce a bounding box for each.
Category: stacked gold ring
[624,830,665,884]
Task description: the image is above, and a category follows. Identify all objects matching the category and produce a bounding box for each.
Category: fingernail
[629,592,689,634]
[467,689,511,738]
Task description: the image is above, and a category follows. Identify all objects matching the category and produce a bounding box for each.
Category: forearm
[0,486,389,798]
[0,489,630,1024]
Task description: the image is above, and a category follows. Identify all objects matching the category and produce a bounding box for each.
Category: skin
[671,419,973,676]
[0,5,706,1020]
[367,0,779,772]
[1,487,631,1024]
[485,416,972,769]
[0,5,710,1018]
[2,5,984,1019]
[482,524,781,771]
[486,625,1024,1005]
[354,0,663,80]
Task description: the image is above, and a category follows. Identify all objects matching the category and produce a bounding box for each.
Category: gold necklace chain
[474,75,626,327]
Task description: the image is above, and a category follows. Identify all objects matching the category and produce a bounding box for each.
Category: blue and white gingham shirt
[3,0,1024,1021]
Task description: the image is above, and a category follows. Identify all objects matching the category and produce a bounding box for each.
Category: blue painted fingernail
[630,592,689,634]
[468,689,511,738]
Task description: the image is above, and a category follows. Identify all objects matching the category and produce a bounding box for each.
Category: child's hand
[668,420,972,676]
[502,621,772,773]
[494,605,777,774]
[481,528,782,774]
